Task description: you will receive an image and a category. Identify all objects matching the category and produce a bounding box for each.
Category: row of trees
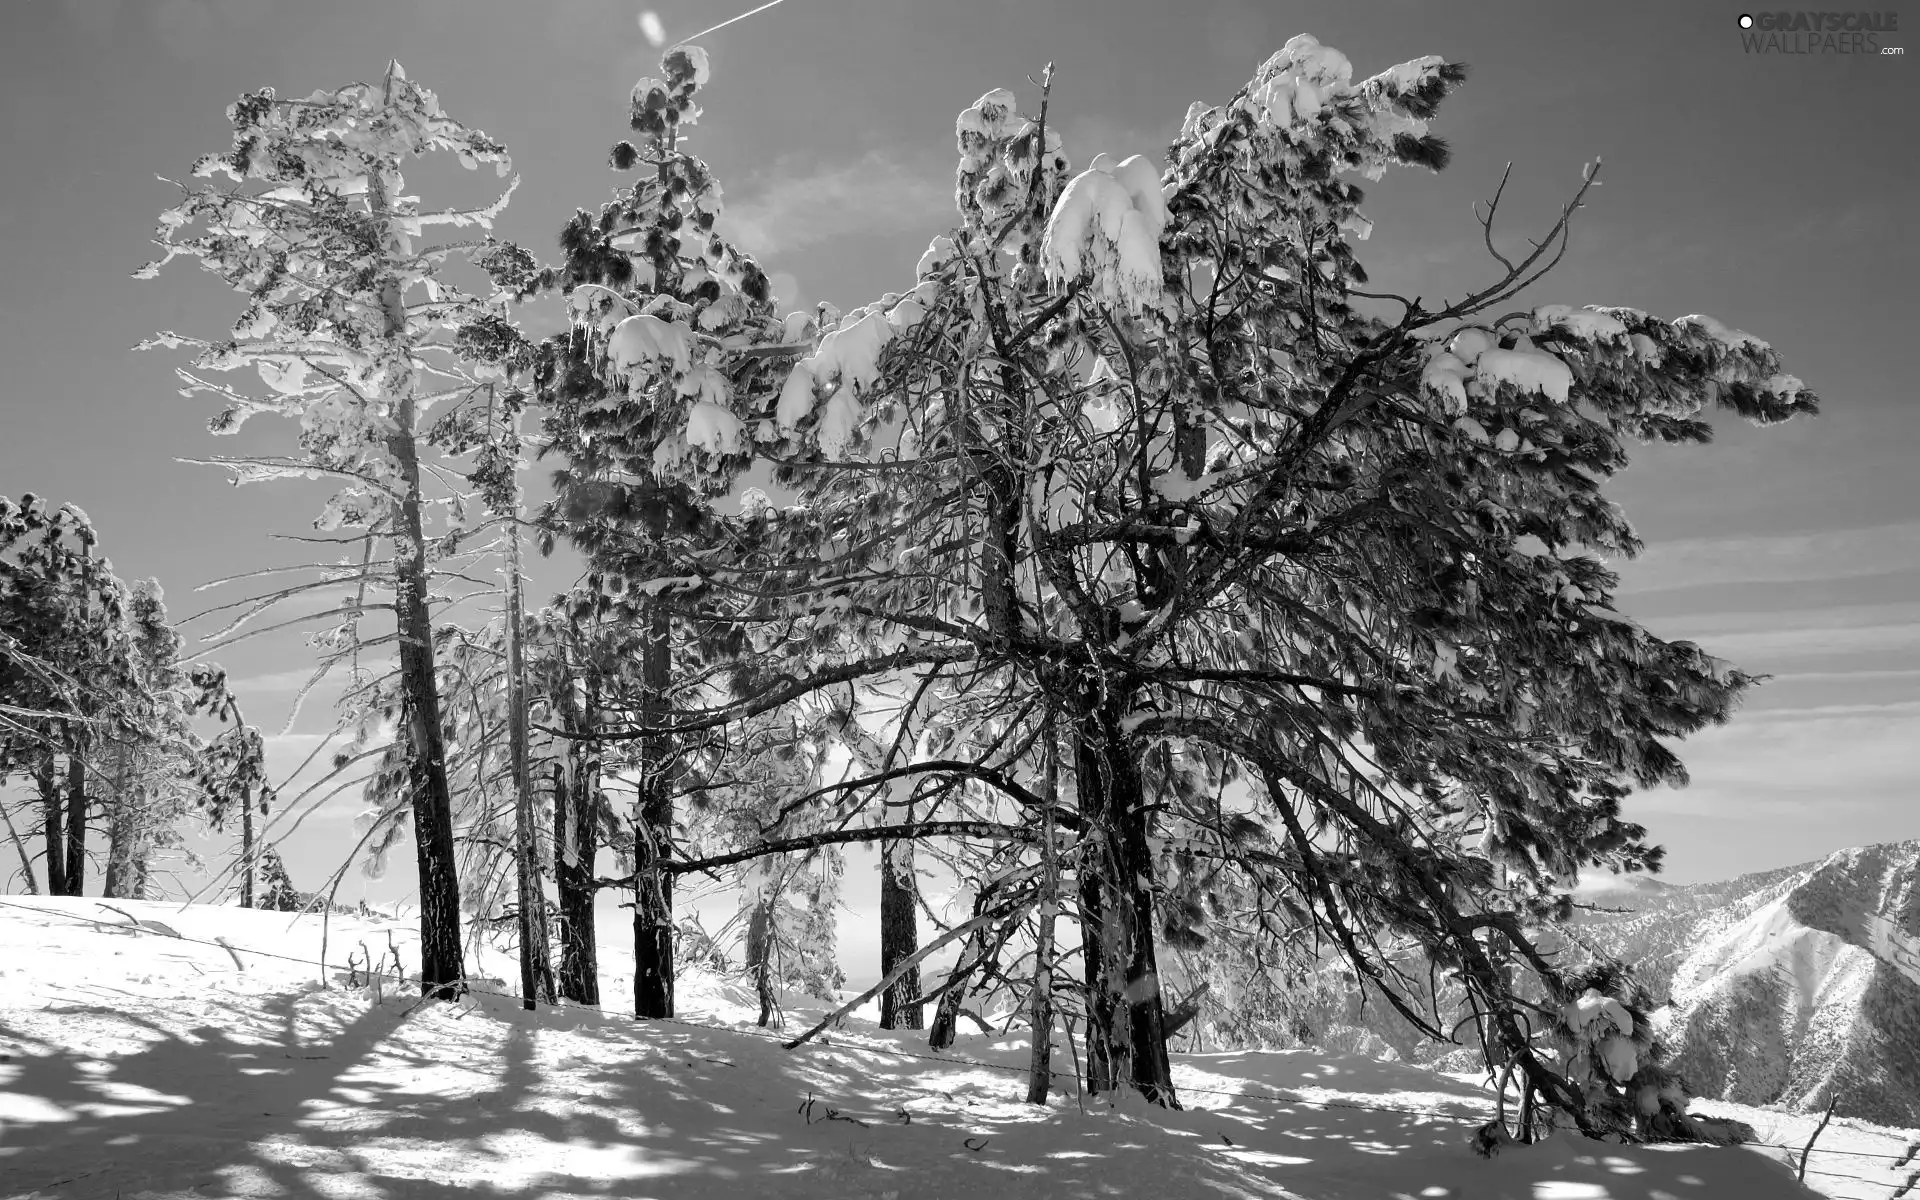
[135,36,1817,1147]
[1,496,272,900]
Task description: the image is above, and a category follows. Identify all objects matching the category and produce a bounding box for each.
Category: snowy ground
[1,897,1912,1199]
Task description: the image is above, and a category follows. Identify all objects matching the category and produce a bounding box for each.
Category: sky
[0,0,1914,977]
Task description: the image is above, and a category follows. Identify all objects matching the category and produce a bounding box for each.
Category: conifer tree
[185,665,275,906]
[551,37,1819,1141]
[0,496,146,896]
[139,64,520,996]
[527,43,798,1018]
[98,580,201,899]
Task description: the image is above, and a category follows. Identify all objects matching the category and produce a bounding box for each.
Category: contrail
[680,0,796,44]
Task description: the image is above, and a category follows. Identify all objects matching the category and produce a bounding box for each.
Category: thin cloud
[1617,520,1920,595]
[227,667,334,696]
[721,153,951,259]
[1638,601,1920,667]
[1635,701,1919,816]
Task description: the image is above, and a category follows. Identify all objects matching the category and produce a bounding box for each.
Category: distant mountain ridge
[1575,840,1920,1127]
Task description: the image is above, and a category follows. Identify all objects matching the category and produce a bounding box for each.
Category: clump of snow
[965,88,1018,137]
[1420,350,1470,414]
[776,359,820,431]
[1475,346,1574,403]
[885,281,940,334]
[782,309,816,342]
[1249,34,1354,127]
[815,389,864,458]
[1765,372,1807,400]
[675,362,726,406]
[1179,99,1216,141]
[668,43,710,87]
[1041,153,1166,313]
[916,235,957,279]
[1677,313,1771,353]
[684,400,745,455]
[1533,304,1628,344]
[255,356,309,395]
[1452,415,1490,444]
[1447,328,1494,364]
[1374,55,1446,91]
[774,308,898,448]
[1563,988,1634,1038]
[809,308,891,396]
[1599,1035,1641,1083]
[608,312,692,381]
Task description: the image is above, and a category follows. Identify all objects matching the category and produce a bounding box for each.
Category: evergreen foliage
[527,36,1817,1142]
[1,496,204,898]
[114,33,1825,1152]
[138,62,526,998]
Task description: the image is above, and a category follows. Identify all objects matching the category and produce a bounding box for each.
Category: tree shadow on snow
[1,984,689,1198]
[0,981,1827,1200]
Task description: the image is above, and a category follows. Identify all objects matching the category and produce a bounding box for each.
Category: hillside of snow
[1570,862,1810,996]
[4,896,1906,1200]
[1576,841,1920,1128]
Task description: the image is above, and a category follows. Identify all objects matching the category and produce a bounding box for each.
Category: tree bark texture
[1075,697,1177,1106]
[878,840,923,1029]
[633,605,675,1019]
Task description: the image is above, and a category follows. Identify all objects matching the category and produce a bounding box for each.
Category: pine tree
[528,44,797,1019]
[98,580,200,899]
[138,64,521,997]
[186,665,275,906]
[548,37,1819,1140]
[256,844,304,912]
[0,496,150,897]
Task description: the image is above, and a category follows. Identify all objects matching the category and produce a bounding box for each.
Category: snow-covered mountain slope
[1578,841,1920,1127]
[2,895,1900,1199]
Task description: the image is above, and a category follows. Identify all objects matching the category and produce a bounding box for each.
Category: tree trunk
[633,605,675,1019]
[63,730,87,895]
[503,433,555,1009]
[745,895,777,1028]
[556,664,599,998]
[556,752,599,1006]
[930,888,997,1051]
[370,130,464,1000]
[390,414,465,999]
[240,786,254,908]
[101,741,134,900]
[1027,733,1061,1105]
[38,746,66,896]
[878,840,922,1029]
[1075,698,1177,1107]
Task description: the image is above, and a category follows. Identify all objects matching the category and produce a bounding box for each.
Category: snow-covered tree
[139,64,521,997]
[525,43,804,1019]
[1,500,209,900]
[184,664,276,906]
[1,496,144,895]
[544,36,1818,1143]
[96,580,202,899]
